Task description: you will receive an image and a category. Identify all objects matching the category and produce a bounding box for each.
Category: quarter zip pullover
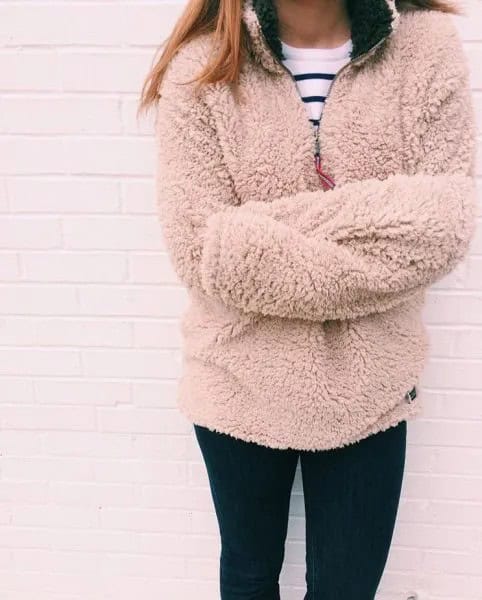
[154,0,478,450]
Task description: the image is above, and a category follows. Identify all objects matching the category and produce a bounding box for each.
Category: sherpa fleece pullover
[155,0,478,451]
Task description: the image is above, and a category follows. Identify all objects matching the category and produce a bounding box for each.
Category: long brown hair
[138,0,461,114]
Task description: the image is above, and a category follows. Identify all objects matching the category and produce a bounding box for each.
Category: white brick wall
[0,1,481,598]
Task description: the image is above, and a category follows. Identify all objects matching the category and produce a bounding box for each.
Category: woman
[140,0,477,597]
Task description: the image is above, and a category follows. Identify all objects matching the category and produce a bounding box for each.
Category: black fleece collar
[243,0,400,73]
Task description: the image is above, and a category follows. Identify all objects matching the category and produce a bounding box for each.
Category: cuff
[199,209,275,310]
[199,211,228,298]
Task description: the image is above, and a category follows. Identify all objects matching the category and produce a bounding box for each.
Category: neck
[244,0,400,72]
[275,0,351,49]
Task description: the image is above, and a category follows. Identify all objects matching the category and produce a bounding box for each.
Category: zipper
[273,33,390,190]
[313,33,390,189]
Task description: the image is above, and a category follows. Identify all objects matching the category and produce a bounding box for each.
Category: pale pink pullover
[154,0,478,450]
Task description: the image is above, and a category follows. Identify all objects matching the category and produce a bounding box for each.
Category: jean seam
[312,500,317,598]
[304,473,316,600]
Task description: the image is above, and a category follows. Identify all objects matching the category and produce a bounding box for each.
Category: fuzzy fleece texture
[154,0,478,451]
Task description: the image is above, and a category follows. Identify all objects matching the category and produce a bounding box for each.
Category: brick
[121,96,156,135]
[77,285,187,317]
[97,406,189,434]
[132,319,181,349]
[8,177,120,214]
[82,348,181,379]
[1,457,93,482]
[20,251,128,283]
[0,378,34,403]
[128,252,178,284]
[0,285,78,315]
[131,380,177,408]
[0,178,8,211]
[422,358,482,391]
[0,316,131,347]
[0,50,61,91]
[465,256,482,289]
[0,348,81,377]
[0,136,154,176]
[34,379,130,406]
[0,96,121,135]
[0,404,95,430]
[423,291,482,324]
[467,45,482,89]
[60,51,151,94]
[0,3,182,47]
[120,178,155,214]
[0,216,61,249]
[43,432,136,458]
[62,216,162,250]
[420,390,482,419]
[0,252,19,279]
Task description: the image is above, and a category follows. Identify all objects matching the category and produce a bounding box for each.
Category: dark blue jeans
[194,420,407,600]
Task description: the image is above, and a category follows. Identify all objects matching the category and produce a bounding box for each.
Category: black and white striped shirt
[281,38,352,130]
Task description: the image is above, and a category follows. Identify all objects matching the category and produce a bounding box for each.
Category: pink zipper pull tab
[314,154,335,190]
[313,123,335,190]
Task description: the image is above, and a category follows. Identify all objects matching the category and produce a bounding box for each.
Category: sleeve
[155,46,246,299]
[198,19,478,321]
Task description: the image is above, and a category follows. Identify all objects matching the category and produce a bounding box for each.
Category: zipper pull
[313,124,335,191]
[315,154,336,191]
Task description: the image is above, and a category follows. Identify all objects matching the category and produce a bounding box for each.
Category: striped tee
[280,38,352,130]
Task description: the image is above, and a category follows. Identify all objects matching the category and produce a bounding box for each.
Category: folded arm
[198,26,478,320]
[156,31,477,321]
[200,172,477,320]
